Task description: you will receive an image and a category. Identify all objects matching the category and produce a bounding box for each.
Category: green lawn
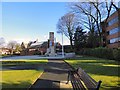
[65,56,120,90]
[1,70,43,90]
[0,59,48,90]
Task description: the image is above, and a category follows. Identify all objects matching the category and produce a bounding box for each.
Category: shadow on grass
[101,86,120,90]
[1,61,47,65]
[66,56,103,60]
[66,56,120,89]
[66,55,120,76]
[2,81,31,90]
[73,62,119,76]
[67,56,119,63]
[2,64,45,71]
[2,60,48,71]
[81,61,119,65]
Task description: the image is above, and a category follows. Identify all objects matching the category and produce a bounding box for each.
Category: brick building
[20,42,47,55]
[101,8,120,48]
[20,41,61,56]
[0,48,11,55]
[105,8,120,48]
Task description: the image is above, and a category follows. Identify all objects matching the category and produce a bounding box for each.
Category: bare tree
[70,0,118,46]
[70,2,96,31]
[57,13,78,49]
[91,0,119,46]
[7,41,17,55]
[70,2,103,46]
[16,43,21,51]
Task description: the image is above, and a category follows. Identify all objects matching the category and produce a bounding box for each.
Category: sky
[1,1,120,46]
[1,2,70,45]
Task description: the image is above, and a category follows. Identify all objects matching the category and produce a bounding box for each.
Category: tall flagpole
[62,32,64,58]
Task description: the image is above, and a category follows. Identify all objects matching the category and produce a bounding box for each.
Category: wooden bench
[66,67,102,90]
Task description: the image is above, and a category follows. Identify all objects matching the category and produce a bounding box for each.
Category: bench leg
[66,71,70,84]
[96,80,102,90]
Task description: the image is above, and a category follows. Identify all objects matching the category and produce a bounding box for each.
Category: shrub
[64,45,74,53]
[113,49,120,61]
[93,47,114,59]
[76,47,120,61]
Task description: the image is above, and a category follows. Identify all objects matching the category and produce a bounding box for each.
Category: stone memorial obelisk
[49,32,55,56]
[45,32,56,56]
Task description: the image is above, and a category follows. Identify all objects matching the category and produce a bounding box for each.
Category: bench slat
[77,67,97,88]
[78,70,97,88]
[71,72,87,90]
[66,62,102,90]
[78,67,97,84]
[74,74,86,90]
[71,73,80,90]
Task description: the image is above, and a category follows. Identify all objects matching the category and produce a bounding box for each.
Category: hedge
[76,47,120,61]
[64,45,74,53]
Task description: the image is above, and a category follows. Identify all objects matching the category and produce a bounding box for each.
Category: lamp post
[57,30,64,58]
[54,37,56,53]
[62,32,64,58]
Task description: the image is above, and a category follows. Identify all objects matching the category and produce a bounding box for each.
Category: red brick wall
[106,22,119,31]
[107,32,120,40]
[107,10,118,22]
[105,9,120,48]
[20,47,47,55]
[107,43,119,48]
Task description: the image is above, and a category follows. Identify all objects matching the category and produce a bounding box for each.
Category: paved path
[1,55,41,60]
[1,53,75,61]
[29,59,73,90]
[1,55,65,60]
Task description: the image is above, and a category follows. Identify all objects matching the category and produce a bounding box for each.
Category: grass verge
[65,56,120,90]
[1,59,48,65]
[1,59,48,90]
[1,70,43,90]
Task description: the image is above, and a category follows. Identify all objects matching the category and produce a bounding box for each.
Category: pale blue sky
[2,1,119,45]
[2,2,70,44]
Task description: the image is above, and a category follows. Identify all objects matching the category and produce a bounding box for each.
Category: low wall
[65,53,75,58]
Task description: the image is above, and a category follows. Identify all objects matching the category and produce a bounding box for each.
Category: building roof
[28,42,43,49]
[30,42,43,47]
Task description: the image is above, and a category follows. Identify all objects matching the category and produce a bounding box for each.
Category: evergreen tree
[74,26,86,51]
[21,42,26,50]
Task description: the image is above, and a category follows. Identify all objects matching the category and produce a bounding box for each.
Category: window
[109,27,120,35]
[108,17,118,26]
[109,37,120,44]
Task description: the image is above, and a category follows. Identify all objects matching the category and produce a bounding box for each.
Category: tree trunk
[99,34,102,47]
[11,49,13,55]
[70,36,74,49]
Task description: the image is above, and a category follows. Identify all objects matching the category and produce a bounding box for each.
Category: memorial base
[49,46,56,56]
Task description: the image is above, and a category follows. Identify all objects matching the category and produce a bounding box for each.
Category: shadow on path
[29,59,72,90]
[29,79,60,89]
